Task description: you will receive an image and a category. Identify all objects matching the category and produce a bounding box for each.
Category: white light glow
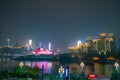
[48,42,51,51]
[29,39,32,46]
[77,40,82,46]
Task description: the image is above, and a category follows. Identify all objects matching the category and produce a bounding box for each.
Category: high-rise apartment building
[99,33,107,54]
[107,33,115,52]
[87,37,94,52]
[68,33,116,54]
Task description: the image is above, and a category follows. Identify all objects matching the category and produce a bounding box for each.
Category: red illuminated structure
[33,48,53,55]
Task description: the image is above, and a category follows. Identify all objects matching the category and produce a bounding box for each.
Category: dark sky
[0,0,120,49]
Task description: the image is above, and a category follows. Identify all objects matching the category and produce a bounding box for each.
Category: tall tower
[28,39,32,52]
[29,39,32,46]
[7,38,10,47]
[48,42,51,51]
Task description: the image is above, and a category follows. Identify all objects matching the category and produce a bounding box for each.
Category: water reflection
[0,58,114,76]
[25,61,53,74]
[0,58,18,71]
[93,63,113,76]
[82,63,113,76]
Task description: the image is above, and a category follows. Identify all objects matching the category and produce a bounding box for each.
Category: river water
[0,57,114,77]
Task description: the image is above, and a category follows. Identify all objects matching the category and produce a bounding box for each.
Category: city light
[68,33,115,54]
[7,38,10,47]
[29,39,32,46]
[19,62,24,79]
[80,62,85,69]
[77,40,82,46]
[33,48,53,55]
[48,42,51,51]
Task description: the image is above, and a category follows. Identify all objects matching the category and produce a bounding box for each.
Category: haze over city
[1,1,120,80]
[0,0,120,49]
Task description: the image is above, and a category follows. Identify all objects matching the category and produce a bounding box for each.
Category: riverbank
[11,53,115,65]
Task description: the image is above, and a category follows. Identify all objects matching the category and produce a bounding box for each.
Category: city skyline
[0,33,118,52]
[0,0,120,49]
[68,33,116,54]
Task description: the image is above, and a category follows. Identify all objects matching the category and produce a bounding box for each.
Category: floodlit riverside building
[68,33,116,54]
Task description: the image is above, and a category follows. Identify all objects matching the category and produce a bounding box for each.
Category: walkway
[97,76,110,80]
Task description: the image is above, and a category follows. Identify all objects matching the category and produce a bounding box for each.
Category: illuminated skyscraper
[68,33,116,54]
[93,38,100,53]
[84,42,90,53]
[107,33,115,52]
[87,37,94,52]
[94,33,115,54]
[98,33,107,54]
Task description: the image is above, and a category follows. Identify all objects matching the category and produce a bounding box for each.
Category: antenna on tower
[39,43,42,48]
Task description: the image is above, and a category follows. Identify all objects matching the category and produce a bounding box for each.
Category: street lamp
[114,62,119,71]
[113,62,120,80]
[80,62,85,78]
[80,62,85,70]
[19,62,24,79]
[59,66,64,79]
[42,65,44,80]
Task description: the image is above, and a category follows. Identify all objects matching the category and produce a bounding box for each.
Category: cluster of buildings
[68,33,116,54]
[0,33,116,56]
[0,39,53,56]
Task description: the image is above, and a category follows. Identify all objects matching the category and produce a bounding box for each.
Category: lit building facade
[106,33,115,52]
[87,37,94,52]
[98,33,107,54]
[68,33,116,54]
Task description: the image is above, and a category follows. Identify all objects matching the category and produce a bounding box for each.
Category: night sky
[0,0,120,49]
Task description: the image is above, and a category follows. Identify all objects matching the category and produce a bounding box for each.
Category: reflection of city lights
[32,62,52,73]
[25,62,31,66]
[93,57,99,60]
[48,63,52,67]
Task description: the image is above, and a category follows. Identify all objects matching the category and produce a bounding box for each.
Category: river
[0,57,114,77]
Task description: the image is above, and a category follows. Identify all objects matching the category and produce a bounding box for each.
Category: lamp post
[114,62,119,72]
[19,62,24,80]
[42,65,44,80]
[80,62,85,70]
[65,66,70,80]
[59,66,64,79]
[114,62,120,80]
[80,62,85,78]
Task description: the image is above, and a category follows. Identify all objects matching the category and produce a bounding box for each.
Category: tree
[12,65,41,79]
